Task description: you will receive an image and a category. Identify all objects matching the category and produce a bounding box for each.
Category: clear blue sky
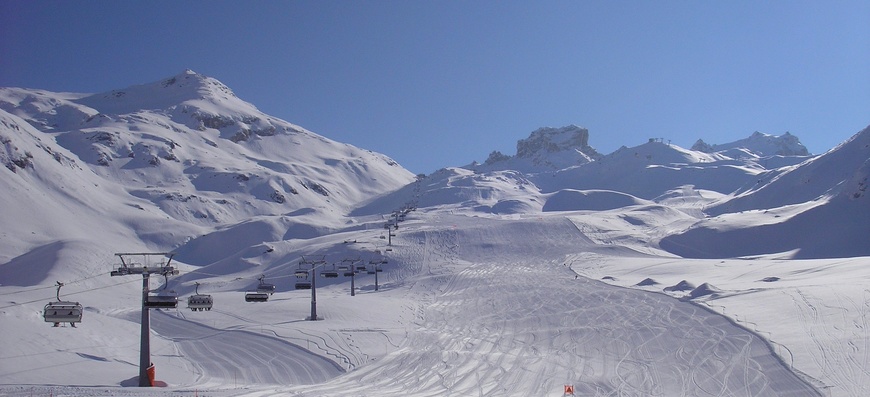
[2,1,868,174]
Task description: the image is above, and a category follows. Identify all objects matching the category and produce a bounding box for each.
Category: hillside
[0,70,415,270]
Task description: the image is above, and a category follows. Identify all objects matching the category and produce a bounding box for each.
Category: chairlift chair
[44,282,84,327]
[145,270,179,309]
[44,301,84,327]
[187,295,213,311]
[187,282,213,311]
[145,293,179,308]
[256,275,276,295]
[245,291,269,302]
[294,281,312,290]
[320,265,339,278]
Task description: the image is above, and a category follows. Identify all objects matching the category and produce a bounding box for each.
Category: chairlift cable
[0,264,117,296]
[0,276,143,310]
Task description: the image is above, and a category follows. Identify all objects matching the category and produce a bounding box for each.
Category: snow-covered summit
[0,71,416,256]
[476,125,601,172]
[76,69,241,114]
[514,125,601,160]
[693,131,810,157]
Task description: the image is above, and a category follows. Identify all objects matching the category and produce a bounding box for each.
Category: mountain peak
[75,70,239,114]
[516,125,597,158]
[481,125,601,171]
[692,131,809,157]
[159,69,236,98]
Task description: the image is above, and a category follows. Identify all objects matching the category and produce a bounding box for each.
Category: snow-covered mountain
[476,125,601,172]
[662,125,870,258]
[357,122,868,259]
[2,71,869,396]
[692,131,810,157]
[1,70,415,269]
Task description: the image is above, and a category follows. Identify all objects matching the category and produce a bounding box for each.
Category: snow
[693,131,810,157]
[2,72,869,396]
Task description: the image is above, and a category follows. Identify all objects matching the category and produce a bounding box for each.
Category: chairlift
[343,271,355,277]
[356,265,367,272]
[256,275,276,295]
[320,265,339,278]
[146,293,179,308]
[294,281,312,290]
[294,268,312,289]
[43,282,83,327]
[187,282,213,311]
[145,272,178,309]
[245,291,269,302]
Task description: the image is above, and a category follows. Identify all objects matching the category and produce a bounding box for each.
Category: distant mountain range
[1,70,868,280]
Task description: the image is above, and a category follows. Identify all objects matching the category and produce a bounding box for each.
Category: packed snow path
[149,310,344,386]
[280,217,822,396]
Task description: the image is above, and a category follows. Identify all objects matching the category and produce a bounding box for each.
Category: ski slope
[149,310,344,387]
[3,211,849,396]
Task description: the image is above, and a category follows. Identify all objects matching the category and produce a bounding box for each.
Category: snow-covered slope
[0,70,415,265]
[661,126,870,259]
[360,123,868,258]
[693,131,810,157]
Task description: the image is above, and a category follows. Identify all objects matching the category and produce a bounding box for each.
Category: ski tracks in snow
[405,218,820,396]
[121,215,825,396]
[790,287,870,396]
[148,310,344,386]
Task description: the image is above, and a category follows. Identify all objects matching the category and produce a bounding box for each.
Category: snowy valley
[1,71,868,396]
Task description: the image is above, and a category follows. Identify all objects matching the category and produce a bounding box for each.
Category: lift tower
[298,255,327,321]
[111,252,178,387]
